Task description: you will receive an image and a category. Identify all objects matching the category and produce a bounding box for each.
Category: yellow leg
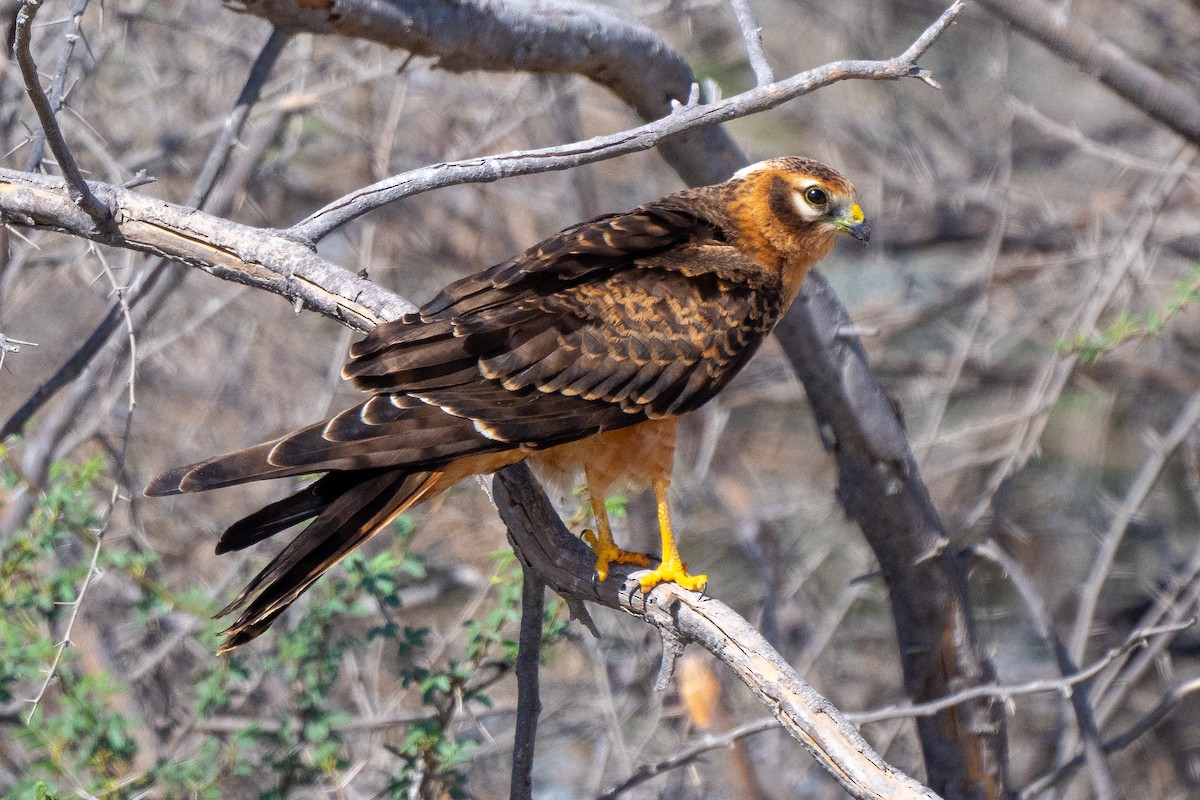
[636,477,707,592]
[581,468,650,581]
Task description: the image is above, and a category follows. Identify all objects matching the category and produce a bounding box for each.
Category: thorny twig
[14,0,111,229]
[24,246,138,719]
[22,0,91,172]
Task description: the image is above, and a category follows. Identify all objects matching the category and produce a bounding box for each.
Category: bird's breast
[527,417,680,495]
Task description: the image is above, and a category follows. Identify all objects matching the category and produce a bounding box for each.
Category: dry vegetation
[1,0,1199,798]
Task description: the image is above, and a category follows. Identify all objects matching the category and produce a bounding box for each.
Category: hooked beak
[834,203,870,242]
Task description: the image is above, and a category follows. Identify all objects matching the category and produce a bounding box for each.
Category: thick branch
[0,169,411,331]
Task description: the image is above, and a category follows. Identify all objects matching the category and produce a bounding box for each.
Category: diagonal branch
[492,463,941,800]
[288,0,964,242]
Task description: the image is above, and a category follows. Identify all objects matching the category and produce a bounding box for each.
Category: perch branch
[493,463,941,800]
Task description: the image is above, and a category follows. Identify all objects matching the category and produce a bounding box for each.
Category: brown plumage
[146,156,869,650]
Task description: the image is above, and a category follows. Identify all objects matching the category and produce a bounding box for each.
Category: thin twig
[596,717,779,800]
[841,620,1192,725]
[24,246,137,720]
[14,0,111,228]
[288,1,965,242]
[509,569,545,800]
[727,0,774,86]
[974,539,1120,800]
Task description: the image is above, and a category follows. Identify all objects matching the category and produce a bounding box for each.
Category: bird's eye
[804,187,828,206]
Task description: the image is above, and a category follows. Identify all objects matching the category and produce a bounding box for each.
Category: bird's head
[731,156,869,242]
[721,156,869,300]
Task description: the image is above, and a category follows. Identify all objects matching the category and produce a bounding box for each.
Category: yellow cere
[848,203,864,223]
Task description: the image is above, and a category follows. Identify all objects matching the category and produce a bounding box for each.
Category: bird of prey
[147,156,868,650]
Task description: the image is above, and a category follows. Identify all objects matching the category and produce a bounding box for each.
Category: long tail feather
[214,471,383,555]
[216,469,442,651]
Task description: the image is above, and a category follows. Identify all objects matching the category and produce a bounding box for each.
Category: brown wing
[149,200,782,492]
[341,201,784,444]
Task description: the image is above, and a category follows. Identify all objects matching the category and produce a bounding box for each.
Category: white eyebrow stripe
[732,161,771,179]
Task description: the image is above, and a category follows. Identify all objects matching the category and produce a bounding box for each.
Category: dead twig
[727,0,774,86]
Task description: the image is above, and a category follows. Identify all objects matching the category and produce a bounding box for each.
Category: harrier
[147,157,869,650]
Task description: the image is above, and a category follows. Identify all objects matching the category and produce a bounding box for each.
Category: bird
[146,156,869,651]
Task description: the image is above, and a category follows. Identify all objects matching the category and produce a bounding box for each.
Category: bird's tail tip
[144,465,189,497]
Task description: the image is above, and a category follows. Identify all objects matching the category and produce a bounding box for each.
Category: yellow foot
[582,528,651,582]
[637,557,707,593]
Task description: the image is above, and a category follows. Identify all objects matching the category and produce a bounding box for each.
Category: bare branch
[288,1,965,242]
[22,0,91,172]
[509,569,545,800]
[0,168,410,332]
